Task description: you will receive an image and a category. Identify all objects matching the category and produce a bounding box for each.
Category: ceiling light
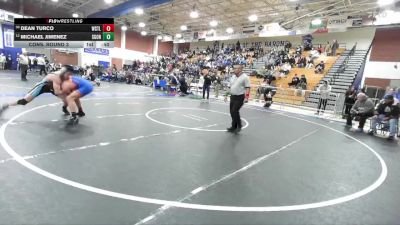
[190,11,199,18]
[138,22,145,27]
[121,25,128,31]
[141,31,147,36]
[104,0,113,4]
[249,14,258,22]
[209,20,218,27]
[226,27,234,33]
[176,33,182,38]
[377,0,394,6]
[180,25,187,31]
[135,8,144,15]
[72,13,79,18]
[51,0,58,2]
[311,18,322,25]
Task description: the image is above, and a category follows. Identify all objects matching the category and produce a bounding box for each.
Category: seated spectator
[288,74,300,87]
[384,87,400,104]
[280,62,291,76]
[297,56,306,68]
[310,48,320,59]
[314,61,325,74]
[296,45,302,55]
[306,57,314,69]
[297,74,308,90]
[346,93,375,132]
[125,70,133,84]
[369,95,399,140]
[288,55,296,66]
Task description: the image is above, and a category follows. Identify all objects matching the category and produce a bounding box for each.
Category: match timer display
[14,18,115,48]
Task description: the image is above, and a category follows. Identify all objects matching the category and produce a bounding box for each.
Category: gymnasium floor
[0,71,399,225]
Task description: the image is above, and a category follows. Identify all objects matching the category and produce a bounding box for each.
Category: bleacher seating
[249,49,343,106]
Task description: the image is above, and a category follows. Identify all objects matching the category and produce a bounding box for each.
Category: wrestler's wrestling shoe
[67,116,79,125]
[62,106,70,116]
[77,110,86,117]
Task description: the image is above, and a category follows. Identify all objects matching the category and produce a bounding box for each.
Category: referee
[224,63,251,133]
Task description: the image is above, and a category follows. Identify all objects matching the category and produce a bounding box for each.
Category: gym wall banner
[327,16,351,29]
[3,27,14,47]
[83,48,110,56]
[0,24,3,49]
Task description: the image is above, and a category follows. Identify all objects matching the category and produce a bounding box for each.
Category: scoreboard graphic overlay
[14,18,114,48]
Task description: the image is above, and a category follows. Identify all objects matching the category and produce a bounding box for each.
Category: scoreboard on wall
[13,18,114,48]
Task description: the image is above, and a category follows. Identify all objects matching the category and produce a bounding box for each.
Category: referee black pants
[230,94,245,129]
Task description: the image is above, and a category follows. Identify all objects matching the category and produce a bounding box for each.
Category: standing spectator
[369,95,399,140]
[343,86,357,119]
[316,80,332,115]
[32,56,38,72]
[202,65,212,101]
[346,93,375,132]
[37,55,47,76]
[16,53,20,71]
[324,41,332,56]
[214,75,222,98]
[331,40,339,56]
[0,53,5,70]
[19,52,29,81]
[5,54,12,70]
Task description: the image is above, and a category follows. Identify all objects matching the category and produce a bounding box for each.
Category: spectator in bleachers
[288,55,296,66]
[284,42,292,53]
[316,44,323,54]
[297,56,306,68]
[369,95,399,140]
[346,93,375,132]
[305,57,314,69]
[316,80,332,115]
[296,45,302,55]
[314,61,325,74]
[310,48,320,60]
[343,86,357,119]
[280,62,291,77]
[288,74,300,87]
[297,74,308,90]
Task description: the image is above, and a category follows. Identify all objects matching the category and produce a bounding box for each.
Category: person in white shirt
[37,55,47,76]
[19,52,29,81]
[0,53,6,70]
[224,63,251,134]
[316,80,332,115]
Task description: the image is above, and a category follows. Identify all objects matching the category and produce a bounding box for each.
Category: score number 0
[103,24,114,32]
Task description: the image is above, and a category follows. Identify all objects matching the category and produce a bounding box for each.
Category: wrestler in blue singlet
[71,76,93,96]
